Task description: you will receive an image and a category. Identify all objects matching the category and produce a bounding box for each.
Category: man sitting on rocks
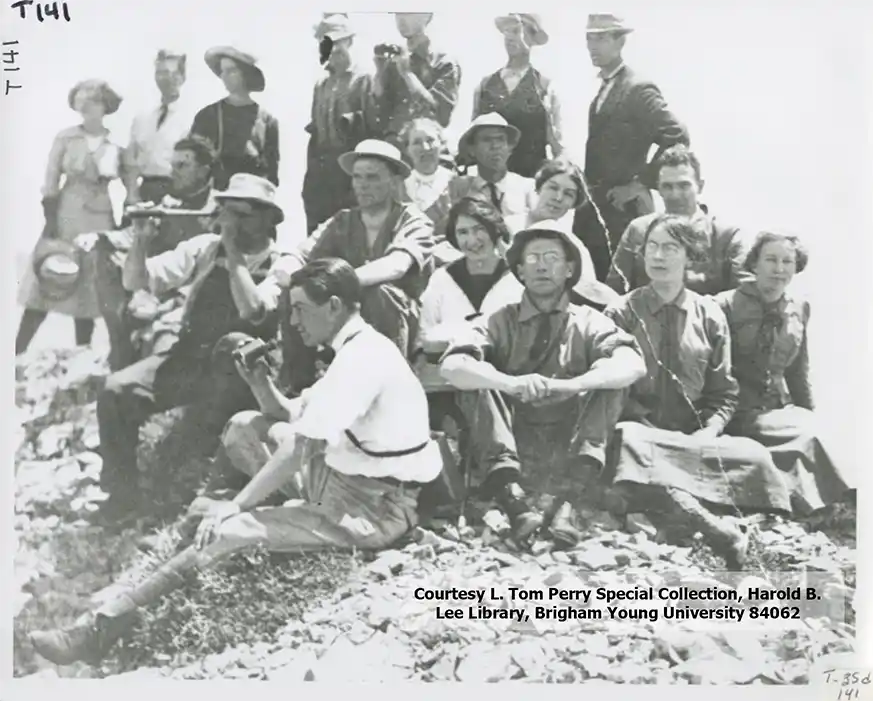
[268,139,436,394]
[95,173,290,522]
[606,145,751,295]
[93,135,219,372]
[30,258,442,667]
[440,221,646,548]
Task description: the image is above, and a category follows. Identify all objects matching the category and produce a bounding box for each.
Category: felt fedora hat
[506,219,619,306]
[586,13,633,34]
[337,139,411,178]
[315,13,355,41]
[457,113,521,158]
[494,13,549,46]
[214,173,284,223]
[205,46,265,92]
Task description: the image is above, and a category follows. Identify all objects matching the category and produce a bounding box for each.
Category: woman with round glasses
[603,214,791,569]
[717,232,852,516]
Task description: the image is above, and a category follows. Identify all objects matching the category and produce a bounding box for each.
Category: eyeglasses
[644,241,684,257]
[522,252,566,266]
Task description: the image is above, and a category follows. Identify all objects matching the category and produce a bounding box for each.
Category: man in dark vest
[607,145,752,294]
[94,173,289,522]
[579,13,689,281]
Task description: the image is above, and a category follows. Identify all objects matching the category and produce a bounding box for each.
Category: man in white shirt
[30,258,441,667]
[123,49,197,206]
[448,113,537,221]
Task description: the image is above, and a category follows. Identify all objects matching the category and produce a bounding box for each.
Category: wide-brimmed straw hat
[506,219,619,306]
[214,173,284,223]
[338,139,411,178]
[457,113,521,158]
[494,13,549,46]
[315,13,355,41]
[586,13,633,35]
[32,238,81,302]
[205,46,265,92]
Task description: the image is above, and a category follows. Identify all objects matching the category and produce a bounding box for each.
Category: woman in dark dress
[472,14,563,178]
[190,46,280,190]
[717,232,852,515]
[603,215,791,569]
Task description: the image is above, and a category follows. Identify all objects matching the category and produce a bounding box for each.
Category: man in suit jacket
[578,13,689,281]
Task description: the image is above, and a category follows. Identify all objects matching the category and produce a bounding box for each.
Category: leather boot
[30,547,199,666]
[547,501,583,549]
[666,487,749,570]
[494,482,542,543]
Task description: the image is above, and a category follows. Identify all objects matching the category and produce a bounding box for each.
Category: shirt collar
[599,62,625,82]
[518,291,570,322]
[329,312,368,352]
[473,170,508,190]
[643,284,693,315]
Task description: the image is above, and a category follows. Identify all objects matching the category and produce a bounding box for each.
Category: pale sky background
[1,0,873,680]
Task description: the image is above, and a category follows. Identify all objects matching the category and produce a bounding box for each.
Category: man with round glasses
[439,220,645,549]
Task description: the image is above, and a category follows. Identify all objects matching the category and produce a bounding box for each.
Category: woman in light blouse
[16,79,125,354]
[603,215,791,569]
[717,232,852,515]
[414,197,523,423]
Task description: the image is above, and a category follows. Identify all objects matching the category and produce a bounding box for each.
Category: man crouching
[30,258,441,667]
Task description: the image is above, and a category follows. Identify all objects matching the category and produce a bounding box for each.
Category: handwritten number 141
[10,1,72,22]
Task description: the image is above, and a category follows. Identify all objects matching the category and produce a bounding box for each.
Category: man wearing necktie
[123,50,197,207]
[580,14,689,281]
[447,113,537,222]
[440,221,645,549]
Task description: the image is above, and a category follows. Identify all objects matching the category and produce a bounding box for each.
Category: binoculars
[374,43,403,59]
[231,337,281,369]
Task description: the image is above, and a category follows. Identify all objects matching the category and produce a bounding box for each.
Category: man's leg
[455,390,542,541]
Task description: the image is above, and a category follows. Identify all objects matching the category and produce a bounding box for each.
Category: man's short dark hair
[654,144,702,183]
[288,258,362,310]
[174,135,217,172]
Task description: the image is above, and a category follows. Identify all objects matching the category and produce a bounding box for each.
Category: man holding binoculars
[93,172,289,523]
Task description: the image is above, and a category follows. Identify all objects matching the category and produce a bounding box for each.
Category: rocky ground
[13,347,858,683]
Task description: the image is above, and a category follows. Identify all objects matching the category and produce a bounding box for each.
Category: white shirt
[452,168,537,220]
[404,166,453,213]
[126,97,197,178]
[415,264,524,391]
[292,314,442,483]
[595,62,625,113]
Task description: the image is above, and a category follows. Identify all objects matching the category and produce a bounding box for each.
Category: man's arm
[232,433,310,511]
[355,250,415,287]
[359,206,435,286]
[402,53,461,128]
[634,82,689,188]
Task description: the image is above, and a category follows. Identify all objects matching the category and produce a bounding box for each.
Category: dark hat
[205,46,265,92]
[32,238,81,301]
[68,79,122,115]
[506,219,619,306]
[214,173,284,223]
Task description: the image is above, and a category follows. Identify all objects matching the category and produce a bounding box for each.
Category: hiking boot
[494,482,542,543]
[30,611,137,666]
[547,501,583,549]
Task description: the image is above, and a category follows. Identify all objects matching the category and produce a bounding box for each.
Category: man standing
[448,113,537,222]
[440,221,645,546]
[303,14,380,235]
[269,140,436,394]
[95,174,289,522]
[370,12,462,149]
[581,13,689,281]
[29,258,441,667]
[123,50,196,206]
[94,135,219,371]
[607,145,752,294]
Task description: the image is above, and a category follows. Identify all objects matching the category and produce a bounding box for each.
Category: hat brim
[458,123,522,158]
[205,47,265,92]
[585,26,633,34]
[214,194,284,224]
[494,16,549,45]
[337,151,411,179]
[320,28,355,42]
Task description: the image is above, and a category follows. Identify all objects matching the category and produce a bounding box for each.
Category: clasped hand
[187,497,242,550]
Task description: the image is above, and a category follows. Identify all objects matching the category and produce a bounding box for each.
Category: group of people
[24,12,852,668]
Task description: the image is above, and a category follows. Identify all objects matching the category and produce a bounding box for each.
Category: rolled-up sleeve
[255,253,299,314]
[145,235,216,297]
[386,208,435,272]
[428,54,461,128]
[291,344,385,446]
[440,307,509,368]
[580,309,642,365]
[607,221,644,294]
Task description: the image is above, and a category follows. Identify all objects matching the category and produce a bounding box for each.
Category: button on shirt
[126,98,197,178]
[291,314,442,483]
